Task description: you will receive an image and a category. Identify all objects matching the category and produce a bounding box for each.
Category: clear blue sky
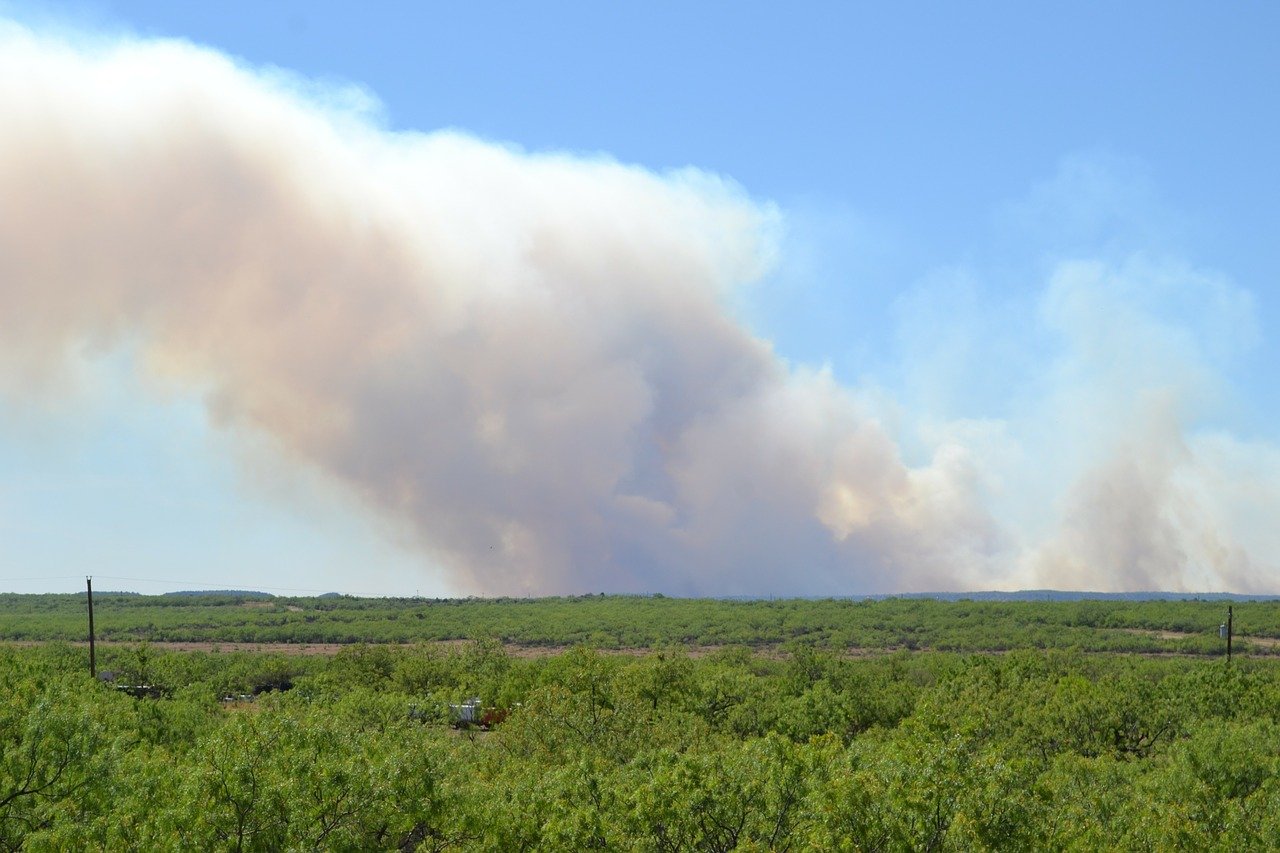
[2,1,1278,595]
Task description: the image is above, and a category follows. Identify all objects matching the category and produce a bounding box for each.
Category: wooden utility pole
[1227,604,1234,663]
[87,576,96,678]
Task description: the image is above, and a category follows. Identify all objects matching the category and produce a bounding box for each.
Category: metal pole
[87,576,96,678]
[1227,604,1233,663]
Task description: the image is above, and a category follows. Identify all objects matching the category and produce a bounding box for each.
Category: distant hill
[161,590,274,599]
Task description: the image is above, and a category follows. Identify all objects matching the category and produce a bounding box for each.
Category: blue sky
[1,2,1278,595]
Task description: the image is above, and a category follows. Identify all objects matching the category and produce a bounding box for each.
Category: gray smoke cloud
[2,26,1276,595]
[0,27,997,595]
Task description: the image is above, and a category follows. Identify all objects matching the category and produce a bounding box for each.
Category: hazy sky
[1,2,1278,596]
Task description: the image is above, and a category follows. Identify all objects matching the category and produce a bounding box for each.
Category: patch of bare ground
[5,640,351,655]
[7,639,839,658]
[1118,628,1280,651]
[1118,628,1205,641]
[8,638,1243,657]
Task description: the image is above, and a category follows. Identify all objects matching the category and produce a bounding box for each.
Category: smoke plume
[2,26,1275,594]
[0,27,999,594]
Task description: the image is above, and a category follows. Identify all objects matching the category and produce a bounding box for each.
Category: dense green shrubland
[0,593,1271,654]
[2,641,1280,849]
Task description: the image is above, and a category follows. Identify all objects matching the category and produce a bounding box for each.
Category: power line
[0,573,392,596]
[0,576,85,583]
[2,573,422,598]
[90,574,389,597]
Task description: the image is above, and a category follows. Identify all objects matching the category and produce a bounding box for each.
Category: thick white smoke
[0,27,996,595]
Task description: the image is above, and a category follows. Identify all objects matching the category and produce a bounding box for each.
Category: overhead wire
[0,573,402,597]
